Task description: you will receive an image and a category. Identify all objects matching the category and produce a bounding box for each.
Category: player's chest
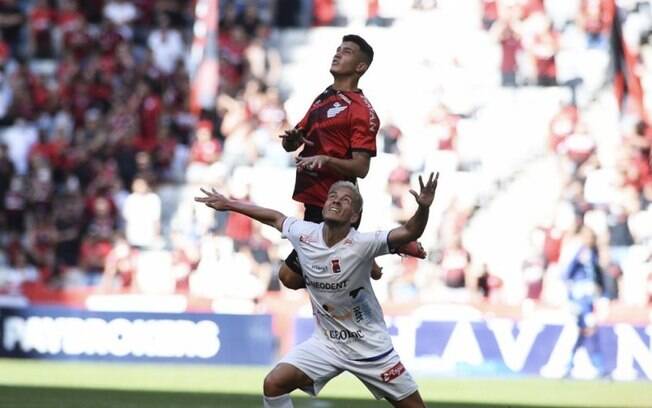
[300,243,361,280]
[306,98,352,132]
[302,250,365,298]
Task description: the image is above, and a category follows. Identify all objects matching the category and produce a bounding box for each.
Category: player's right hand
[194,188,229,211]
[279,128,313,149]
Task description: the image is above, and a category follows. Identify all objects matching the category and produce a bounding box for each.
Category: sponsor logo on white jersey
[305,278,348,291]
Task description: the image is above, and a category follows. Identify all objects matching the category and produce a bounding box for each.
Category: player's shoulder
[284,218,324,243]
[349,92,378,121]
[284,217,320,231]
[349,229,388,245]
[348,90,375,107]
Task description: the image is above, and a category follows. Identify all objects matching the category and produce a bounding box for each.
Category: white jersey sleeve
[354,230,391,259]
[281,216,303,242]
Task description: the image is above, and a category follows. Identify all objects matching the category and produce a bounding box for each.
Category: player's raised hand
[409,172,439,208]
[279,128,313,149]
[194,188,230,211]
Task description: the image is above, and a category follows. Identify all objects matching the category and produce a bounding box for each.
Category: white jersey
[282,217,393,360]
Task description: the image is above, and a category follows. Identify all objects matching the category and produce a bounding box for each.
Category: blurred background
[0,0,651,406]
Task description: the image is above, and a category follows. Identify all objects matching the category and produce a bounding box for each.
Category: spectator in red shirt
[0,0,25,58]
[100,235,137,291]
[531,16,559,87]
[578,0,613,48]
[28,0,56,59]
[79,231,114,285]
[189,120,222,164]
[492,19,522,87]
[136,79,162,151]
[481,0,499,30]
[57,0,84,36]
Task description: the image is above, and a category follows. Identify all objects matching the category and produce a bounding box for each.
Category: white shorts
[279,336,418,401]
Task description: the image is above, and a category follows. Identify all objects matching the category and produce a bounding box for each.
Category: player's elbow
[279,265,306,290]
[356,165,370,178]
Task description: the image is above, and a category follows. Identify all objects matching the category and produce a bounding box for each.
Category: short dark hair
[342,34,374,65]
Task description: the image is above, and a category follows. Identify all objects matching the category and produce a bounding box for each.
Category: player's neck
[322,222,351,247]
[331,76,359,92]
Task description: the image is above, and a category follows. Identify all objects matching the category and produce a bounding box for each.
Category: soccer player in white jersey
[195,172,439,408]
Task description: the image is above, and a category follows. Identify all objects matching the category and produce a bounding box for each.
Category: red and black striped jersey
[292,86,379,207]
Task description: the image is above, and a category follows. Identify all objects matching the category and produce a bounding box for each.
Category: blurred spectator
[2,118,38,175]
[25,213,56,278]
[0,247,39,295]
[577,0,613,49]
[492,19,522,87]
[186,120,223,184]
[0,0,25,58]
[53,181,84,276]
[3,176,26,233]
[122,177,161,249]
[0,143,15,218]
[147,13,184,75]
[28,0,56,59]
[481,0,498,30]
[100,235,137,291]
[379,121,402,154]
[561,224,606,377]
[428,103,459,151]
[477,263,503,301]
[529,14,559,86]
[103,0,139,40]
[78,230,113,285]
[387,164,413,224]
[440,235,472,289]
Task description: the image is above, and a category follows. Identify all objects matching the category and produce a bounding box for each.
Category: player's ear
[355,62,368,75]
[350,211,361,225]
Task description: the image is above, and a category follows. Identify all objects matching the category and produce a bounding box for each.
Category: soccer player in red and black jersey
[279,34,425,290]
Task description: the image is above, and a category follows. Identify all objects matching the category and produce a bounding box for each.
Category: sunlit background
[0,0,651,407]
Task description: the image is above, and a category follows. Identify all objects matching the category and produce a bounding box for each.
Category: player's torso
[296,225,388,355]
[293,90,377,206]
[301,91,358,158]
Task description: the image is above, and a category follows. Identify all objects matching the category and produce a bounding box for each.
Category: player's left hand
[296,155,329,172]
[409,172,439,208]
[194,187,230,211]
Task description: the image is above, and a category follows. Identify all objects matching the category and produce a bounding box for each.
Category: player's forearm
[324,156,369,178]
[403,205,429,239]
[225,200,286,231]
[389,205,429,247]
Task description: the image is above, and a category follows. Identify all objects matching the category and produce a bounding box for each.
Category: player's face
[322,186,359,225]
[330,41,366,76]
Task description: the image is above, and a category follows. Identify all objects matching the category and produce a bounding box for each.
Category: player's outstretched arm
[195,188,286,232]
[387,172,439,249]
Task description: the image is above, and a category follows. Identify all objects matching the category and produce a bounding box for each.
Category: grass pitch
[0,358,650,407]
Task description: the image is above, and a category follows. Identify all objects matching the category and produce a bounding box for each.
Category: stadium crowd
[0,0,651,317]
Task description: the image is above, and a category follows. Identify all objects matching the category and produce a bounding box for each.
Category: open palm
[409,172,439,208]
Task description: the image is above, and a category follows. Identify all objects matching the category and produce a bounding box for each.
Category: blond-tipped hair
[329,181,363,213]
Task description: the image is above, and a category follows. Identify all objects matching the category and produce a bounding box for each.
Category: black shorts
[284,204,362,275]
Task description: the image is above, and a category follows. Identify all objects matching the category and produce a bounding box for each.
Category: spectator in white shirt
[0,118,38,175]
[147,13,185,75]
[103,0,138,39]
[122,177,161,249]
